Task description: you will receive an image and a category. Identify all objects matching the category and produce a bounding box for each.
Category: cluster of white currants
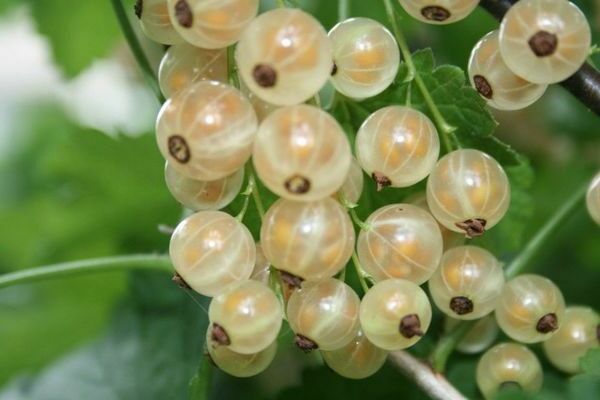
[134,0,600,395]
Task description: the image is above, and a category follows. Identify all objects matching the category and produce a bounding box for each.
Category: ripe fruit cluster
[134,0,600,393]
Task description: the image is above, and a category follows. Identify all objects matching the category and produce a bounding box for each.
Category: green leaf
[189,355,213,400]
[580,348,600,376]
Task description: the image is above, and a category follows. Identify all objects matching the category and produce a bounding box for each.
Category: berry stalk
[428,320,476,372]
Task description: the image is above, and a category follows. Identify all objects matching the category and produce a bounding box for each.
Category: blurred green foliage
[0,0,598,399]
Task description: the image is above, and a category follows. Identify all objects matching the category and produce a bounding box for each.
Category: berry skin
[469,30,547,111]
[239,78,279,123]
[428,245,505,320]
[495,274,566,343]
[445,315,499,354]
[586,171,600,225]
[287,278,361,351]
[253,105,351,201]
[208,280,283,354]
[260,198,355,281]
[426,149,510,238]
[206,328,277,377]
[158,44,227,98]
[137,0,183,45]
[543,306,600,374]
[357,204,443,285]
[169,211,255,297]
[335,157,364,205]
[156,81,257,181]
[328,18,400,100]
[398,0,478,25]
[164,162,243,211]
[356,106,440,189]
[499,0,591,84]
[321,329,388,379]
[476,342,543,400]
[167,0,258,49]
[236,8,332,106]
[359,279,432,351]
[250,243,271,285]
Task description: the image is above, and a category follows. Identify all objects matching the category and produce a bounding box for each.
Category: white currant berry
[357,204,443,285]
[164,162,244,211]
[495,274,566,343]
[335,157,364,205]
[206,328,277,377]
[499,0,591,84]
[398,0,478,25]
[426,149,510,238]
[169,211,255,297]
[445,315,499,354]
[428,245,505,320]
[287,278,361,352]
[321,329,388,379]
[136,0,183,45]
[476,343,543,400]
[158,44,227,98]
[469,30,547,110]
[208,280,283,354]
[250,243,271,285]
[236,8,332,106]
[586,171,600,225]
[156,81,257,181]
[239,77,279,123]
[167,0,258,49]
[328,18,400,100]
[543,306,600,374]
[356,106,440,189]
[404,192,463,249]
[253,105,351,201]
[260,198,355,282]
[360,279,432,351]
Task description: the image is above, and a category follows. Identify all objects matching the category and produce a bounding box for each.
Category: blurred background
[0,0,598,399]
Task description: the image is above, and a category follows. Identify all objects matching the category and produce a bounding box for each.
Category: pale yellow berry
[398,0,478,25]
[137,0,183,45]
[335,157,364,205]
[250,243,271,285]
[445,315,499,354]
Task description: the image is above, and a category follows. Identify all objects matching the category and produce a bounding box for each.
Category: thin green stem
[340,192,370,230]
[0,254,172,290]
[276,0,286,7]
[505,182,588,278]
[351,252,370,294]
[227,45,240,89]
[383,0,415,83]
[429,320,475,372]
[110,0,164,103]
[338,0,350,21]
[236,176,255,221]
[246,164,266,220]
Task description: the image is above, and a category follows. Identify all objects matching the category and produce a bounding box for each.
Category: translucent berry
[445,315,499,354]
[543,306,600,374]
[426,149,510,238]
[169,211,255,297]
[398,0,479,25]
[206,328,277,377]
[287,278,361,351]
[167,0,259,49]
[158,44,227,98]
[476,343,543,400]
[239,77,279,123]
[250,243,271,285]
[156,81,257,181]
[253,105,351,201]
[356,204,443,285]
[359,279,432,351]
[136,0,183,45]
[586,171,600,225]
[495,274,566,343]
[164,162,243,211]
[208,280,283,354]
[236,8,332,105]
[499,0,591,84]
[428,246,505,320]
[328,18,400,99]
[321,329,388,379]
[468,30,547,110]
[356,106,440,189]
[333,157,363,206]
[260,198,355,282]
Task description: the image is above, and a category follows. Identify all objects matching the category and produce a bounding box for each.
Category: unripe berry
[426,149,510,238]
[586,171,600,226]
[136,0,183,45]
[499,0,591,84]
[169,211,255,297]
[236,8,332,105]
[445,315,499,354]
[398,0,478,25]
[328,18,400,100]
[495,274,566,343]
